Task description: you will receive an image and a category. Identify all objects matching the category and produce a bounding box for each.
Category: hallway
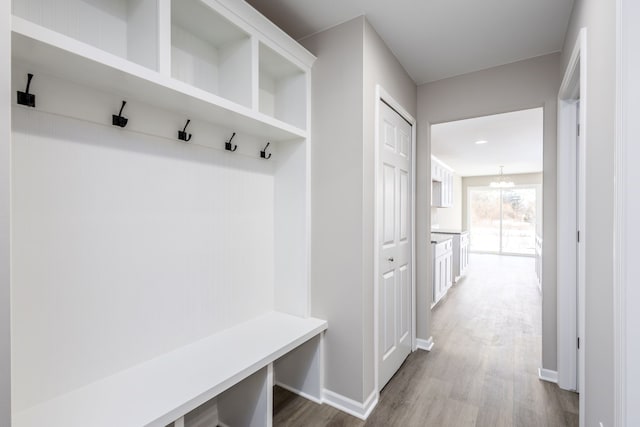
[274,254,578,426]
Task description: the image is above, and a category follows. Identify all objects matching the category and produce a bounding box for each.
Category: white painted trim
[614,1,640,425]
[556,98,578,391]
[416,337,434,352]
[0,0,10,423]
[275,382,323,405]
[322,389,378,420]
[614,2,625,424]
[557,28,587,426]
[373,85,418,400]
[538,368,559,384]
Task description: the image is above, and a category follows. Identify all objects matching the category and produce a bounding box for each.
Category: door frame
[557,27,586,424]
[615,0,640,424]
[373,85,417,395]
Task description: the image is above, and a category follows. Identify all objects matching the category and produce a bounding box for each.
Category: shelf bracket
[17,73,36,107]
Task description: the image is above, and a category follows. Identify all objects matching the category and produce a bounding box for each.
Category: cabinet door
[433,255,441,302]
[445,253,452,289]
[446,172,453,207]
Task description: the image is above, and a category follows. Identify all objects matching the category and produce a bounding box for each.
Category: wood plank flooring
[274,254,579,426]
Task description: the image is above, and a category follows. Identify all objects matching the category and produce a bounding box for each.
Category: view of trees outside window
[469,187,537,255]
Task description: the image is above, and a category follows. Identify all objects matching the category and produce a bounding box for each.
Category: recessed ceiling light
[475,140,488,145]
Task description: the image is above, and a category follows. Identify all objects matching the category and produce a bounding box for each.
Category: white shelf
[171,0,252,108]
[11,16,306,142]
[259,42,307,130]
[12,0,159,71]
[13,312,327,427]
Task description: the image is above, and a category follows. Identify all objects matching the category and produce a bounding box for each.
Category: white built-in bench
[14,312,327,427]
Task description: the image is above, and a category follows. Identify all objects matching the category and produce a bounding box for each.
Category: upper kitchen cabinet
[431,155,454,208]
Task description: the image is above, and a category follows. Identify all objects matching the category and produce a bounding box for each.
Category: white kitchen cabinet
[433,231,468,284]
[9,1,325,426]
[431,155,454,208]
[432,237,453,306]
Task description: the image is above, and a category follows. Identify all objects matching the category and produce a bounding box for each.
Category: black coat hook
[178,119,192,142]
[112,101,128,128]
[17,73,36,107]
[225,132,238,152]
[260,142,272,159]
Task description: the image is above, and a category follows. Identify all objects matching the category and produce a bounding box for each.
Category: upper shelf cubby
[171,0,252,108]
[12,0,159,71]
[259,43,307,130]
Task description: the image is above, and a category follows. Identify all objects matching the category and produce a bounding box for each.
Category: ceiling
[245,0,574,84]
[431,108,543,177]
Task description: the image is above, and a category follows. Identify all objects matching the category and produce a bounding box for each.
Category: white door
[378,100,412,389]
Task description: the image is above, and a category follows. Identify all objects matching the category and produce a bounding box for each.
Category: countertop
[431,229,469,235]
[431,233,454,244]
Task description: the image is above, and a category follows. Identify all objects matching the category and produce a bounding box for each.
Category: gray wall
[562,0,616,425]
[416,53,561,369]
[1,0,10,423]
[304,16,416,403]
[303,17,365,402]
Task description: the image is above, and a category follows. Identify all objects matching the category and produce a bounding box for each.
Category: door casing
[373,85,417,396]
[557,27,586,427]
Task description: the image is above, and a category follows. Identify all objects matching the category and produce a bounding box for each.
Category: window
[468,186,538,255]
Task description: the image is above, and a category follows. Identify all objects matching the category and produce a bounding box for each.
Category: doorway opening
[429,106,546,380]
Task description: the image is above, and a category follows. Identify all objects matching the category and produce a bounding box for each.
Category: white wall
[562,0,616,425]
[0,0,10,423]
[431,173,462,230]
[10,75,279,412]
[303,16,416,405]
[416,53,561,368]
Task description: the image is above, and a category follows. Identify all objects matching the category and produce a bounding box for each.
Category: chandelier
[489,166,515,188]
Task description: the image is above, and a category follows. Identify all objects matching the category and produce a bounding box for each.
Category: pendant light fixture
[489,166,515,188]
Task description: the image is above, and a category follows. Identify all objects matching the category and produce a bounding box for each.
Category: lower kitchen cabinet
[432,238,453,306]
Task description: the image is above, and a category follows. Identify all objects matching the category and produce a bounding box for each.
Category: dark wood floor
[273,254,579,426]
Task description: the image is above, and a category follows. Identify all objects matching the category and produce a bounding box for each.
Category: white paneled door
[378,100,412,389]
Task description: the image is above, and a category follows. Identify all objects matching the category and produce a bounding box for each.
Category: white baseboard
[538,368,558,383]
[416,336,434,351]
[322,388,378,420]
[275,381,322,405]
